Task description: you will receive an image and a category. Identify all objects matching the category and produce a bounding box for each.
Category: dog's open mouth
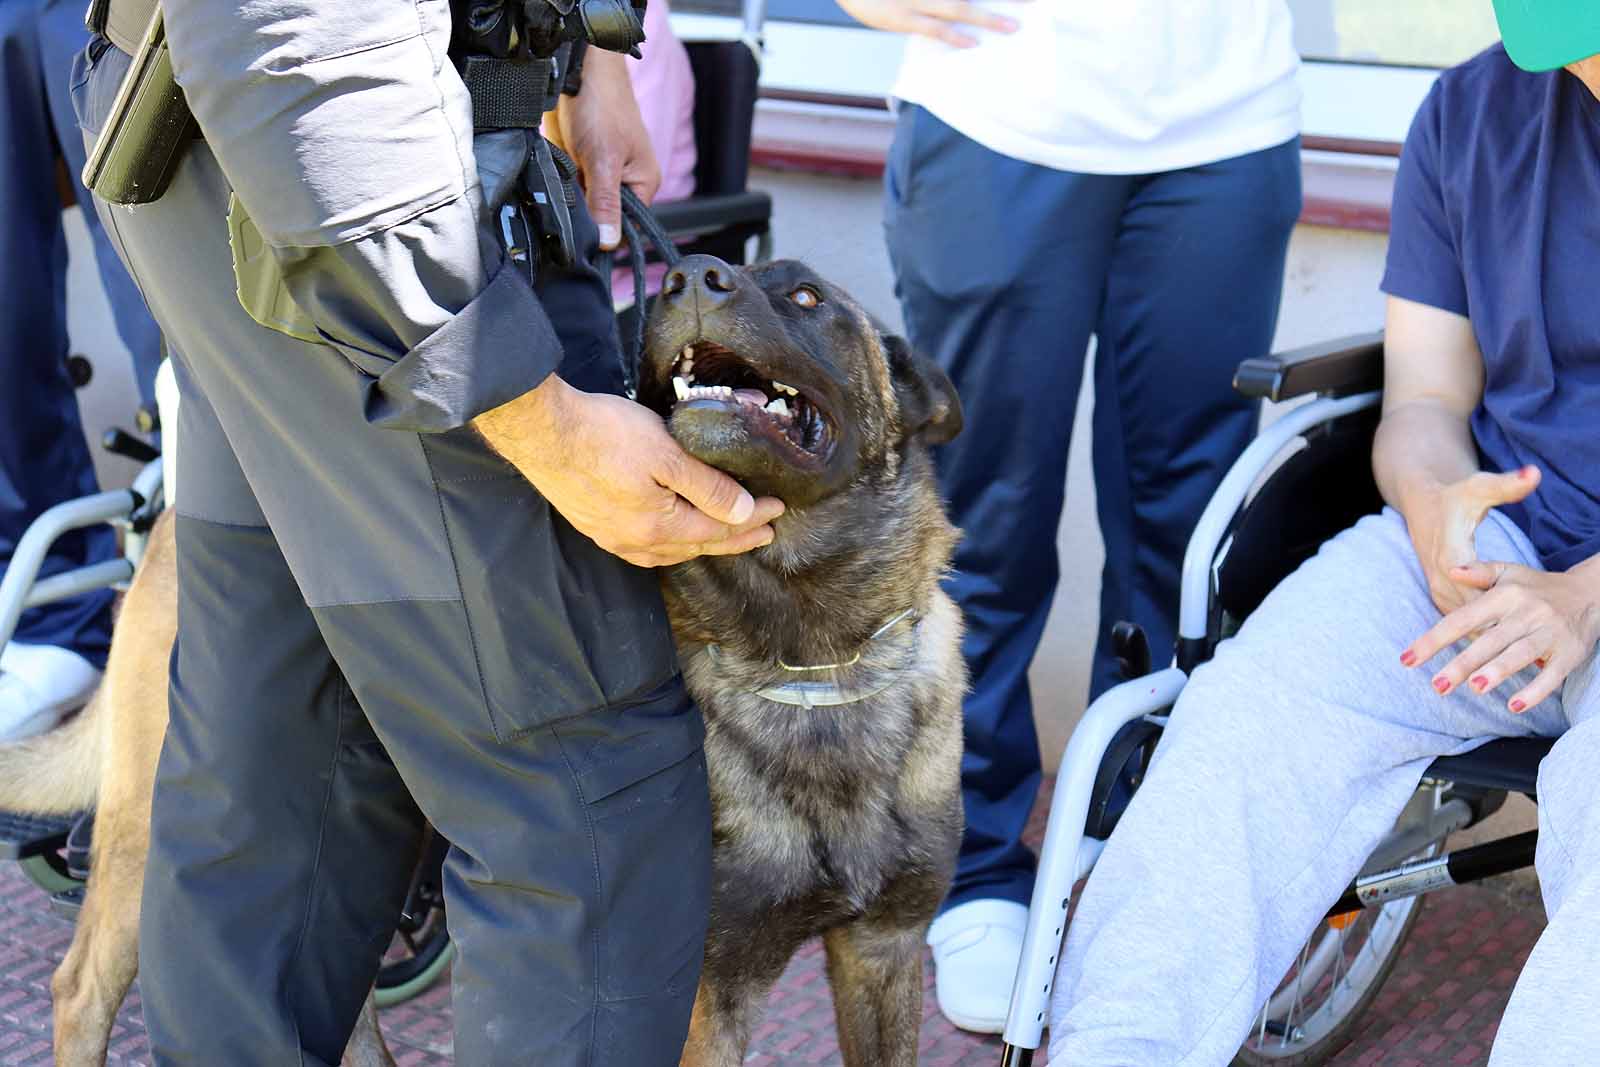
[665,341,837,463]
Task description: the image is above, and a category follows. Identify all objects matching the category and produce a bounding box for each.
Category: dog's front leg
[823,917,927,1067]
[678,977,767,1067]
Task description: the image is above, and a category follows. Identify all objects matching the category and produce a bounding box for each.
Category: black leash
[530,142,682,399]
[617,183,683,399]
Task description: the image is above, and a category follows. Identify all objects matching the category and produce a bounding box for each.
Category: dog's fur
[4,256,963,1067]
[640,257,965,1067]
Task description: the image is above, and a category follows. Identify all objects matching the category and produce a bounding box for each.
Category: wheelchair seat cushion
[1427,736,1553,795]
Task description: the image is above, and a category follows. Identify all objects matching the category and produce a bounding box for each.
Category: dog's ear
[884,334,962,446]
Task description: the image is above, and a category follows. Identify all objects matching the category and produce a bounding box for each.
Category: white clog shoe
[0,642,102,741]
[926,898,1029,1034]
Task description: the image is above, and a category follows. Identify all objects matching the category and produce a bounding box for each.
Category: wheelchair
[998,333,1547,1066]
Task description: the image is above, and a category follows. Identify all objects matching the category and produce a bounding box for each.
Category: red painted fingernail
[1400,650,1417,667]
[1433,677,1450,694]
[1471,675,1489,691]
[1536,658,1547,669]
[1510,699,1527,713]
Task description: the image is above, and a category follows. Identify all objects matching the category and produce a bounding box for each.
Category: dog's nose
[661,254,739,310]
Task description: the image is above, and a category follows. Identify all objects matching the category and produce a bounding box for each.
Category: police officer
[73,1,782,1063]
[0,0,161,740]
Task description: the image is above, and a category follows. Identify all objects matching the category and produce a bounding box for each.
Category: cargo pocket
[228,194,322,343]
[555,685,712,1005]
[420,428,681,740]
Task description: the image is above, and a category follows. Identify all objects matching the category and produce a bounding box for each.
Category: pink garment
[612,0,696,305]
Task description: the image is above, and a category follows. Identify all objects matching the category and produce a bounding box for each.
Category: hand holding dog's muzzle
[476,376,784,568]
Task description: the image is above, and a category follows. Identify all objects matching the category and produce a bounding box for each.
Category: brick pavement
[0,808,1544,1066]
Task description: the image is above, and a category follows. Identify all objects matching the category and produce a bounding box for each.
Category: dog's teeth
[673,376,690,400]
[772,381,798,396]
[765,397,790,419]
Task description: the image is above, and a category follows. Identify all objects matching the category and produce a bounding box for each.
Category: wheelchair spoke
[1283,938,1311,1047]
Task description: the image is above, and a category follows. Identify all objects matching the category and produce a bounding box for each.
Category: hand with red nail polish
[1401,550,1600,715]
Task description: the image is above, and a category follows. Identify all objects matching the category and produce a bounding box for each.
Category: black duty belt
[459,52,564,131]
[96,0,564,132]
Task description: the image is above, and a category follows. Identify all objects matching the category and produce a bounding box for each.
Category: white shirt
[891,1,1302,175]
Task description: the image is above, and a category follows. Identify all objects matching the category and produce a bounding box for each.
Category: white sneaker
[926,898,1029,1034]
[0,642,102,741]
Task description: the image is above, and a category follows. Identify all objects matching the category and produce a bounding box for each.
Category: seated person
[1049,5,1600,1064]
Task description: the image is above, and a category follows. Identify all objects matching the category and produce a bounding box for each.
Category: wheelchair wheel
[1233,789,1445,1066]
[374,903,453,1007]
[374,826,453,1007]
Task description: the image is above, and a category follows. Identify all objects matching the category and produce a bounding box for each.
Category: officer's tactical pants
[74,42,711,1067]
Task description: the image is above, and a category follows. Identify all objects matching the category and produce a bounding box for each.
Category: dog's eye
[789,285,822,309]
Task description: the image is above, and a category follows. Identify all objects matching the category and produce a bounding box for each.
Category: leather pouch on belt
[228,194,321,344]
[81,4,197,206]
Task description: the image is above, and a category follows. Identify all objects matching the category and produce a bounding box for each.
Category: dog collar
[703,608,921,709]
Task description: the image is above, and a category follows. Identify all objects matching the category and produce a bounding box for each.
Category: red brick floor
[0,793,1544,1066]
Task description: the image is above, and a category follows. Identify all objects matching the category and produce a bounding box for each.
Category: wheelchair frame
[998,334,1545,1065]
[0,458,162,653]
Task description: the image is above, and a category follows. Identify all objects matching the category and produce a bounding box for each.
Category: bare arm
[1372,295,1483,511]
[1374,295,1538,614]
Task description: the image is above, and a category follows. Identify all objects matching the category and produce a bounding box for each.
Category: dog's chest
[699,692,923,913]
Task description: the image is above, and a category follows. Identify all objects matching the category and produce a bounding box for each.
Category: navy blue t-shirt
[1381,45,1600,571]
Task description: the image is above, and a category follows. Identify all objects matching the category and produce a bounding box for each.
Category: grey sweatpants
[1051,507,1600,1066]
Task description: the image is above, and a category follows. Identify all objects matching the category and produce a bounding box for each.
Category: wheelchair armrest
[1233,331,1384,403]
[650,191,773,238]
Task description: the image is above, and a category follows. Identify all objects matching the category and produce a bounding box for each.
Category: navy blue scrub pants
[0,0,161,666]
[884,105,1301,910]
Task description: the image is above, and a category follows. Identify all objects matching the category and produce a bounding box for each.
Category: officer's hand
[549,50,660,250]
[837,0,1022,47]
[475,376,785,568]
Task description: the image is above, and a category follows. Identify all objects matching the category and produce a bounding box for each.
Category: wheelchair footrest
[0,808,78,860]
[50,885,85,921]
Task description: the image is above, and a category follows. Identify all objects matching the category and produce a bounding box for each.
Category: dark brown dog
[638,255,967,1067]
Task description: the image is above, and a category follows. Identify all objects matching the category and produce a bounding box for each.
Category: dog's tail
[0,686,105,814]
[0,510,177,816]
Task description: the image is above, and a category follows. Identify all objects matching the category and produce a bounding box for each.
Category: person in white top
[839,0,1303,1033]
